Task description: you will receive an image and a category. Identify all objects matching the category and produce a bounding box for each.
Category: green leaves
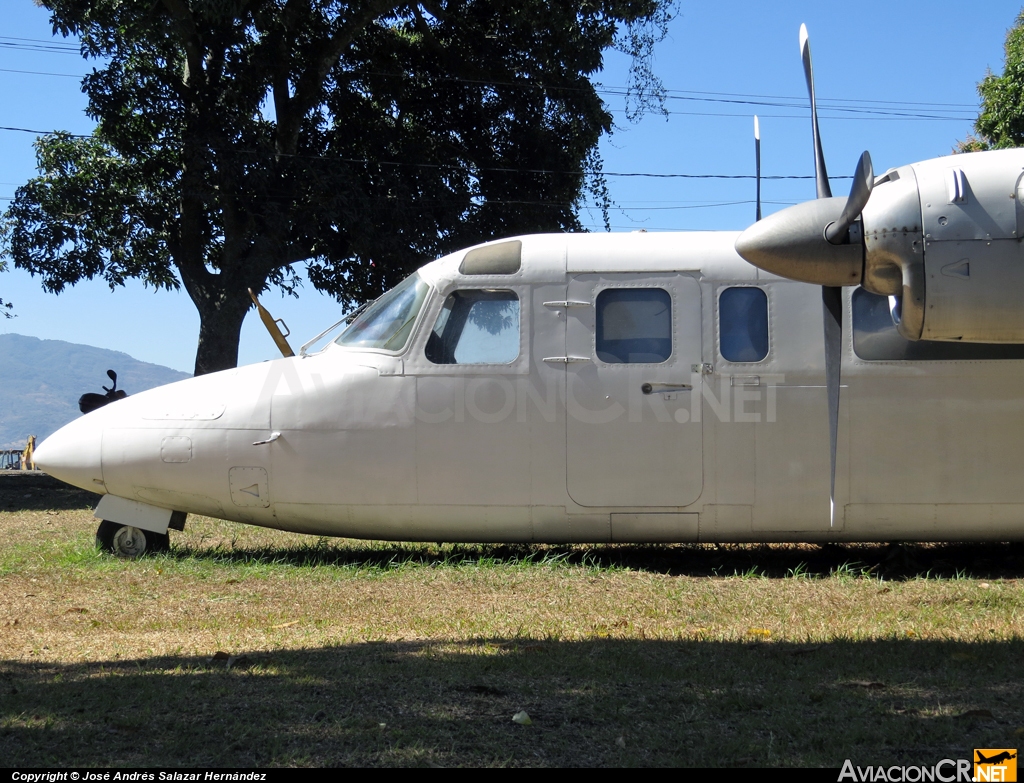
[5,0,675,373]
[960,10,1024,150]
[0,256,12,318]
[3,132,178,294]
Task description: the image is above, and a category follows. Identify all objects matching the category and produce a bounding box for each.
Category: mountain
[0,334,191,450]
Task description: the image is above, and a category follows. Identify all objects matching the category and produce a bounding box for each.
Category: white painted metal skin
[34,21,1024,555]
[34,209,1024,544]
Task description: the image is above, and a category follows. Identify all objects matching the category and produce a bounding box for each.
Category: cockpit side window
[335,273,430,352]
[425,290,520,365]
[719,287,769,363]
[595,288,672,364]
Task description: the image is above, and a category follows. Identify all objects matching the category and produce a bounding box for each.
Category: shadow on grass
[11,476,1024,580]
[0,476,96,512]
[168,539,1024,581]
[2,638,1021,767]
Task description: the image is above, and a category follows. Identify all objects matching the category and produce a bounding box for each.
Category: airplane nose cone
[33,414,105,493]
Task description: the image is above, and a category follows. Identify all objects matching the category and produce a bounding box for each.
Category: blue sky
[1,1,1020,372]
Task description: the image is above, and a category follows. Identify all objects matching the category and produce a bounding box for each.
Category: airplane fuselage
[36,229,1024,544]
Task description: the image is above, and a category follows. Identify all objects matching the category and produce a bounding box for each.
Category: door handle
[641,382,693,395]
[542,300,590,308]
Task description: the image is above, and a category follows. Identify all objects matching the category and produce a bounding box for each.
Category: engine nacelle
[863,148,1024,342]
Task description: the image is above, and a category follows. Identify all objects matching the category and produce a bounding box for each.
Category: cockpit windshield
[335,273,431,351]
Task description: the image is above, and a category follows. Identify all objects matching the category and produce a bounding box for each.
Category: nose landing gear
[96,520,170,558]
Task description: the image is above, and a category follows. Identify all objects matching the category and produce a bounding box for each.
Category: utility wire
[0,37,80,54]
[0,123,855,179]
[0,194,799,209]
[647,87,977,109]
[609,108,970,122]
[601,89,975,118]
[0,67,85,78]
[0,40,978,115]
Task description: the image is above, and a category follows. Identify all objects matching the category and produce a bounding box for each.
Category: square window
[596,288,672,364]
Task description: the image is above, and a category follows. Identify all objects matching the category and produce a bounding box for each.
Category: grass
[2,477,1024,766]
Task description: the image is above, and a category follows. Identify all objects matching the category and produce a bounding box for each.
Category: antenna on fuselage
[754,115,762,221]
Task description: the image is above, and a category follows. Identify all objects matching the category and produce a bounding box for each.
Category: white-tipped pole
[754,115,762,221]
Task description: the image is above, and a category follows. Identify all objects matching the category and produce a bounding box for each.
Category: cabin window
[595,288,672,364]
[719,287,769,362]
[851,288,1024,361]
[336,273,430,351]
[425,289,520,364]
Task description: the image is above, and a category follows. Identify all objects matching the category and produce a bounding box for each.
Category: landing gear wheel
[95,520,169,558]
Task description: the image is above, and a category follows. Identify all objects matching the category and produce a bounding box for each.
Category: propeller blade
[799,24,831,199]
[801,24,840,525]
[825,151,873,244]
[822,285,842,526]
[754,115,762,221]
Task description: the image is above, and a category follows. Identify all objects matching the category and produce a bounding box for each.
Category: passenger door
[564,273,703,507]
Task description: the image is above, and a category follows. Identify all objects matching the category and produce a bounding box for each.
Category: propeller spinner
[735,25,876,525]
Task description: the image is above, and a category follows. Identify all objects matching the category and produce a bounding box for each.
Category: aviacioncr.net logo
[974,749,1017,782]
[838,759,973,782]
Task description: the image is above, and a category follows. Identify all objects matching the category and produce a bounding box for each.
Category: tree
[0,258,12,318]
[957,10,1024,151]
[2,0,672,375]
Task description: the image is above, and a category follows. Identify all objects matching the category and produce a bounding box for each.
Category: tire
[95,520,170,558]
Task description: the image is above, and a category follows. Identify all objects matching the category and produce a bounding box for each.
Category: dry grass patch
[2,478,1024,766]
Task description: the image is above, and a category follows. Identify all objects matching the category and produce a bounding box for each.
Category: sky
[0,0,1021,373]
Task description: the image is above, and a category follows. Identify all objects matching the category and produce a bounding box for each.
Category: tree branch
[276,0,408,153]
[159,0,206,88]
[411,5,444,55]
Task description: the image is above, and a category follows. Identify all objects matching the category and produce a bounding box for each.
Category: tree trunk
[191,288,251,376]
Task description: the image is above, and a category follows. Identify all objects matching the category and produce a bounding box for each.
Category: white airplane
[33,27,1024,556]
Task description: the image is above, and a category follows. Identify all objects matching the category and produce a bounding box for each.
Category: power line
[0,35,79,48]
[0,67,85,78]
[0,41,979,116]
[608,107,971,122]
[0,36,980,115]
[650,87,978,110]
[0,123,854,179]
[0,65,977,123]
[351,70,977,114]
[0,66,969,119]
[0,37,80,55]
[0,188,800,208]
[598,88,975,120]
[0,125,91,137]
